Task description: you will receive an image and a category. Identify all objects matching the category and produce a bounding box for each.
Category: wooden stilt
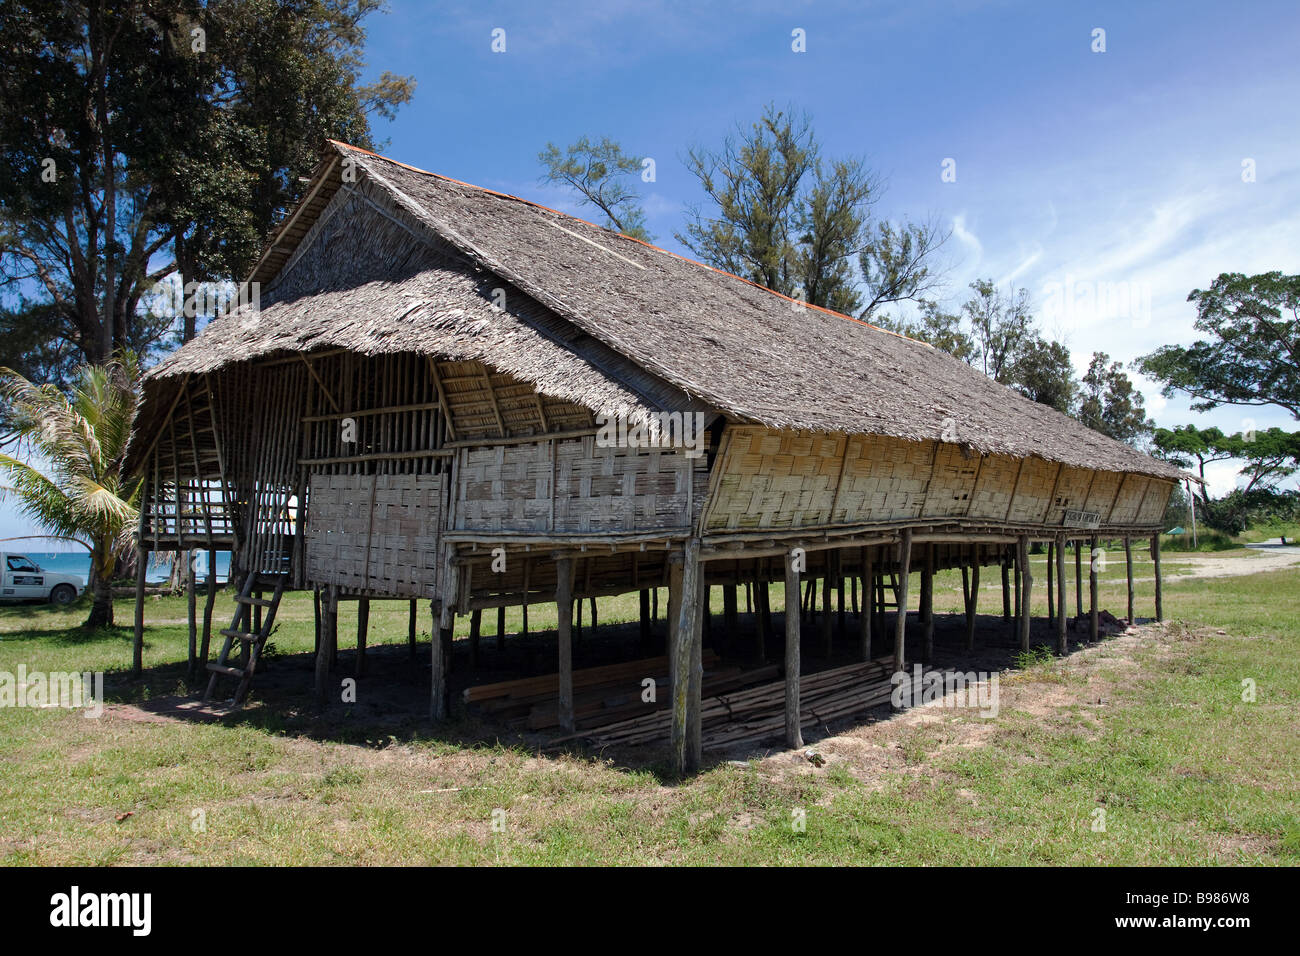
[859,547,872,661]
[555,557,575,733]
[1018,535,1032,652]
[468,607,481,670]
[723,584,738,643]
[1124,538,1135,624]
[964,553,980,652]
[920,543,934,663]
[1001,556,1011,622]
[408,599,417,659]
[186,556,198,681]
[313,588,322,656]
[755,567,770,663]
[1151,534,1163,622]
[1056,534,1067,654]
[318,586,338,701]
[430,601,447,720]
[671,540,703,774]
[893,529,913,680]
[639,589,651,649]
[836,551,846,636]
[820,565,833,658]
[667,559,683,695]
[1046,540,1055,627]
[132,545,147,676]
[1075,544,1084,618]
[199,549,217,677]
[356,597,369,677]
[1089,535,1100,642]
[497,604,506,653]
[784,548,803,748]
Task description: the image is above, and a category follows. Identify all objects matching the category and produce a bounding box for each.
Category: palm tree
[0,355,142,627]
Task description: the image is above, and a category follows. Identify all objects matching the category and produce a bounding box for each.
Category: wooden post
[1090,535,1100,642]
[859,547,872,661]
[555,556,575,733]
[1075,544,1084,617]
[783,547,803,749]
[893,529,912,678]
[964,550,980,653]
[723,584,738,643]
[318,586,338,702]
[820,563,833,658]
[132,545,147,676]
[430,601,447,720]
[920,543,934,663]
[198,550,217,677]
[1001,555,1011,622]
[1018,535,1032,652]
[671,540,703,774]
[667,557,683,693]
[497,605,506,653]
[186,556,198,681]
[1124,538,1135,624]
[355,597,370,676]
[1013,552,1021,622]
[1046,540,1055,627]
[468,607,481,670]
[313,588,322,656]
[1056,534,1067,654]
[639,589,652,649]
[408,599,417,659]
[754,568,769,663]
[1151,534,1163,622]
[835,551,846,636]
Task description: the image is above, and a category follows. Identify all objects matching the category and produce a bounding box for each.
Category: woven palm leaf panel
[455,436,709,534]
[305,473,443,597]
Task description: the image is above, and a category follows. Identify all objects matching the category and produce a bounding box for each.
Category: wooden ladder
[202,571,288,706]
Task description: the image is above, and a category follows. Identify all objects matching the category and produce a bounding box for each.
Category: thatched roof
[149,141,1179,479]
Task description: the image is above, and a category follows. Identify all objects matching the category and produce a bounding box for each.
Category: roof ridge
[325,139,924,347]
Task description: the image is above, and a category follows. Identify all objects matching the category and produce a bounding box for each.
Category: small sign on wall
[1062,509,1101,529]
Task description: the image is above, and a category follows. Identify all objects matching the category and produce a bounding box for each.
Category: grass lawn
[0,547,1296,865]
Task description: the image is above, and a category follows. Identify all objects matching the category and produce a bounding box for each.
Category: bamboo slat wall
[305,473,443,596]
[455,436,709,534]
[703,425,1173,534]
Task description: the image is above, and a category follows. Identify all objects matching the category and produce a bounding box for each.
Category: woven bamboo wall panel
[833,435,933,523]
[705,429,846,530]
[921,442,981,518]
[1109,476,1149,525]
[966,454,1020,520]
[305,473,443,597]
[1046,465,1095,525]
[455,437,706,533]
[1137,479,1172,524]
[1084,470,1122,518]
[1006,457,1057,524]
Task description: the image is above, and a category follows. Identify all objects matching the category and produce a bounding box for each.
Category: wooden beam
[893,529,913,680]
[1089,535,1100,642]
[1018,534,1032,653]
[1124,538,1135,624]
[1151,534,1163,622]
[859,547,872,662]
[784,547,803,748]
[671,539,703,773]
[555,557,575,733]
[1056,533,1067,654]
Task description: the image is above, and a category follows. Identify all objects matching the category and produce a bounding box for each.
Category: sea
[19,551,233,585]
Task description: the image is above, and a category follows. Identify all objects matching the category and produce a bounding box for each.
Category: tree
[963,280,1035,384]
[538,136,652,240]
[676,103,947,311]
[1220,427,1300,495]
[873,301,975,363]
[1140,271,1300,419]
[1151,425,1235,502]
[858,218,950,321]
[1077,352,1154,447]
[1008,337,1077,414]
[0,0,414,384]
[0,355,141,628]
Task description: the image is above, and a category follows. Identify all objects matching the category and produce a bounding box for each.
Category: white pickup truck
[0,552,86,606]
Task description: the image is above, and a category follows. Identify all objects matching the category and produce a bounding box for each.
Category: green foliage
[0,354,141,626]
[0,0,414,378]
[538,136,651,240]
[1140,271,1300,419]
[1077,352,1154,446]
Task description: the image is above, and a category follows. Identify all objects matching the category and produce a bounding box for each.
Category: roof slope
[156,141,1179,479]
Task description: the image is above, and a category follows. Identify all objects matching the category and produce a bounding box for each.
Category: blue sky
[4,0,1298,543]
